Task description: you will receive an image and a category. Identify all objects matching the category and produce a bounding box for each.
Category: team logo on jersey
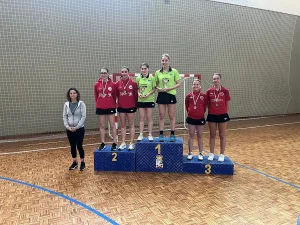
[190,96,193,99]
[220,92,224,96]
[129,85,133,89]
[210,92,214,95]
[200,96,204,100]
[148,80,151,82]
[108,87,112,91]
[170,73,173,76]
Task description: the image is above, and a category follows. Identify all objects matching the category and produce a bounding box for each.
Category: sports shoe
[159,134,165,142]
[148,134,153,142]
[69,161,78,170]
[128,142,135,150]
[198,152,204,161]
[208,153,214,161]
[187,152,193,160]
[80,162,86,171]
[111,142,117,151]
[99,142,106,150]
[118,142,126,150]
[137,134,143,141]
[218,154,225,162]
[170,134,176,142]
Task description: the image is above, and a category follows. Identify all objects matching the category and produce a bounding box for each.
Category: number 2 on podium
[155,144,161,154]
[112,152,117,161]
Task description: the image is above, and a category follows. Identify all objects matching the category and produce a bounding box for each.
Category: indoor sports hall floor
[0,114,299,225]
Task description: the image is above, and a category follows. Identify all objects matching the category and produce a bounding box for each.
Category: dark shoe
[80,162,86,171]
[111,142,117,151]
[99,142,106,150]
[69,161,78,170]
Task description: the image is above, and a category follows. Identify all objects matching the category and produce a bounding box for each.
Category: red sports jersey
[206,86,231,115]
[116,78,138,108]
[94,78,117,109]
[185,91,206,119]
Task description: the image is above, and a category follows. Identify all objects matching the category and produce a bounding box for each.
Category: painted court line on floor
[199,149,300,190]
[233,162,300,189]
[1,121,299,155]
[0,176,119,225]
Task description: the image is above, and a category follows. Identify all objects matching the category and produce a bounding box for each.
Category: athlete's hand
[157,87,163,92]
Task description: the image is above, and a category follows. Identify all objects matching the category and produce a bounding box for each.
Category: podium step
[136,137,183,172]
[94,146,135,172]
[183,155,234,175]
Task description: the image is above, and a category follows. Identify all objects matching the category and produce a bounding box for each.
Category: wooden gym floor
[0,114,299,225]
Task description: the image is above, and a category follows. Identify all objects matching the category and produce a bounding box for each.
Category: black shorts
[206,113,230,123]
[137,102,155,108]
[156,92,177,104]
[186,117,206,126]
[96,108,116,115]
[117,107,137,113]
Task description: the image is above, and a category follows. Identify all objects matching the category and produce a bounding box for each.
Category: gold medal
[192,92,201,110]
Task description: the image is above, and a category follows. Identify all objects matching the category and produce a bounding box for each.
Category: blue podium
[183,155,234,175]
[94,146,135,172]
[135,137,183,172]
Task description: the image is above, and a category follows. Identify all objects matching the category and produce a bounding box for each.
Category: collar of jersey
[140,74,150,79]
[159,67,172,73]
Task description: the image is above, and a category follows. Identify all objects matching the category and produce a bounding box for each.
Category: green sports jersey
[136,74,156,102]
[155,67,180,95]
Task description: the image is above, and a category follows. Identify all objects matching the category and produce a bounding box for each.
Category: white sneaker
[128,142,135,150]
[148,134,153,142]
[118,142,126,150]
[198,152,204,161]
[137,134,143,141]
[218,154,225,162]
[208,153,214,161]
[187,152,193,160]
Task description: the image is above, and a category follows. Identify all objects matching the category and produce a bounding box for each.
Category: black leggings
[66,127,85,159]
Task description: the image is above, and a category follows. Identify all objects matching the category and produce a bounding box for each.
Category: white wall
[210,0,300,16]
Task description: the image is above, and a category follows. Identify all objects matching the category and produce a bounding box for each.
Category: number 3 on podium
[205,164,211,174]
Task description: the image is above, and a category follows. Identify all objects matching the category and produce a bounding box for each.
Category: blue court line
[0,176,119,225]
[297,214,300,225]
[232,162,300,189]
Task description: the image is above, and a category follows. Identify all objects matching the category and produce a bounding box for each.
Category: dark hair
[193,79,201,84]
[162,53,170,59]
[140,63,149,69]
[214,73,221,78]
[66,88,80,101]
[121,66,129,72]
[100,67,109,74]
